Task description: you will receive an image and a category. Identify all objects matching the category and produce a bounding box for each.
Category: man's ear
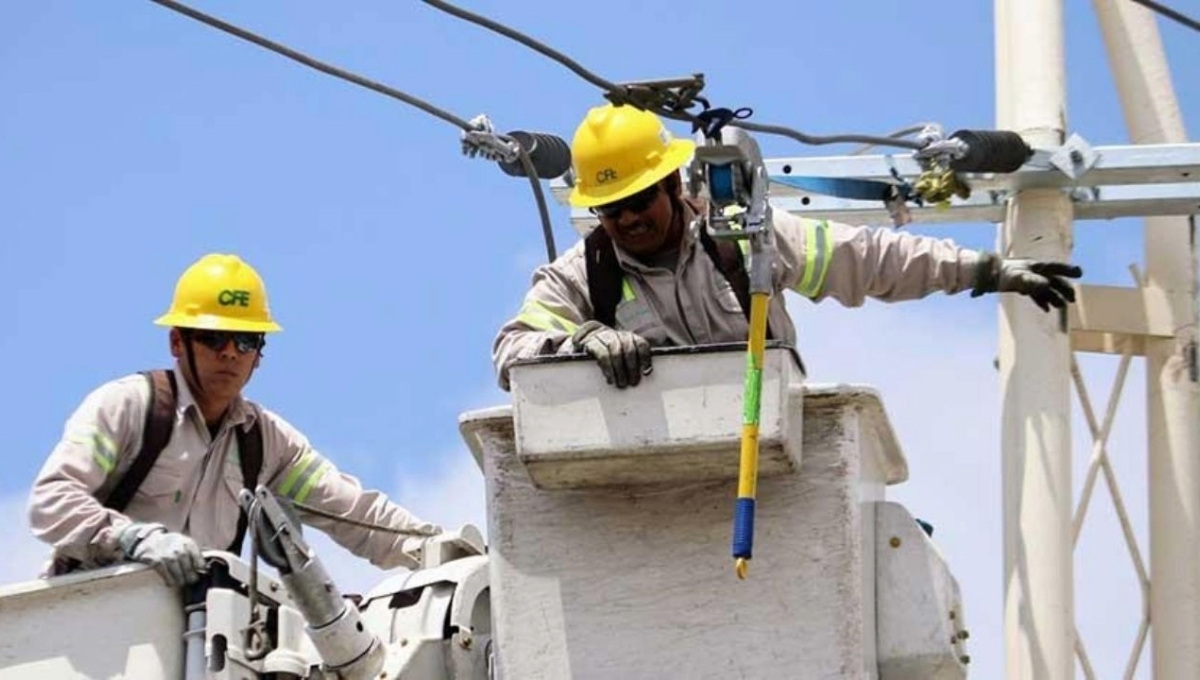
[168,328,184,359]
[662,171,683,196]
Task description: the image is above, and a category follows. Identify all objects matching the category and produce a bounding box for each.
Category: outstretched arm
[772,211,1080,310]
[265,417,442,571]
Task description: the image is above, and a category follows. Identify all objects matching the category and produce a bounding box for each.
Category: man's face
[592,180,676,256]
[170,328,263,401]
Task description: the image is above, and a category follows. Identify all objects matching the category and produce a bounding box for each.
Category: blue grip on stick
[732,497,756,559]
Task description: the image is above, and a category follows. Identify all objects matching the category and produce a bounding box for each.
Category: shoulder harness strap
[584,226,623,328]
[104,369,178,512]
[228,420,264,555]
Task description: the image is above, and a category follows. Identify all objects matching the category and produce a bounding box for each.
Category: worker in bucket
[493,103,1083,390]
[28,253,443,588]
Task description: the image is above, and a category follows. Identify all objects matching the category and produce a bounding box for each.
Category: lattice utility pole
[1093,2,1200,678]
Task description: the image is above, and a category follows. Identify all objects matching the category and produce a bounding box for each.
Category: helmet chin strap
[179,329,206,399]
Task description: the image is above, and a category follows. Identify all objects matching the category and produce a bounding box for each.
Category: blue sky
[1,1,1197,677]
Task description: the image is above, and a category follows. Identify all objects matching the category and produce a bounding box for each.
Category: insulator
[497,131,573,179]
[947,129,1032,173]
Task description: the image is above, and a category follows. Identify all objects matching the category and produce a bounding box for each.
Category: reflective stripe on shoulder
[516,299,579,334]
[279,448,332,504]
[793,219,833,299]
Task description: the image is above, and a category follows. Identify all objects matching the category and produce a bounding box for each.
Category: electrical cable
[147,0,560,260]
[294,500,442,536]
[418,0,925,150]
[149,0,475,130]
[1127,0,1200,34]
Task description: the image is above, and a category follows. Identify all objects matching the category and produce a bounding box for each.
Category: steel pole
[996,0,1076,677]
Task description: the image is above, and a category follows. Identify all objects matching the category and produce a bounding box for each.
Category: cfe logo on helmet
[595,168,618,184]
[218,289,252,307]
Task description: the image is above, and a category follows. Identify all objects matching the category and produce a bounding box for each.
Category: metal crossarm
[549,141,1200,232]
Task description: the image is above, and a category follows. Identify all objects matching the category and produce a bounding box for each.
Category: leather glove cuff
[971,251,1002,297]
[117,522,168,560]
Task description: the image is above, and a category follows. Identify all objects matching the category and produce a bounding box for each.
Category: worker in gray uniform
[493,103,1082,389]
[30,253,443,587]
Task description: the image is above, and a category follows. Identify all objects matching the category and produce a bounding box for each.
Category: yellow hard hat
[154,253,283,333]
[567,103,695,208]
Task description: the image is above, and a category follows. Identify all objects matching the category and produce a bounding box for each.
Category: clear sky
[1,1,1196,677]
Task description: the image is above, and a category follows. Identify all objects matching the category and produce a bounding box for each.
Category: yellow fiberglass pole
[733,290,770,579]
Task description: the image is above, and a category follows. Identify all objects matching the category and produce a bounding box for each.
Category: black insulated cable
[1127,0,1200,34]
[418,0,926,150]
[147,0,562,261]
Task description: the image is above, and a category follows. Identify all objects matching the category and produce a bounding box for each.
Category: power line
[851,124,935,155]
[148,0,475,131]
[146,0,561,261]
[418,0,926,151]
[1128,0,1200,34]
[417,0,622,95]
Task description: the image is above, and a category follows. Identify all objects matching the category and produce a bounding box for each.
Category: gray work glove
[971,251,1083,312]
[117,522,205,587]
[571,320,653,389]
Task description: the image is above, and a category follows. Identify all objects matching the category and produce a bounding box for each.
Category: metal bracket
[686,126,773,242]
[1047,133,1100,181]
[547,140,1200,232]
[460,114,520,164]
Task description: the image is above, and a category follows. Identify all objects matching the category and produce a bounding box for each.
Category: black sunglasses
[189,329,266,354]
[589,183,660,219]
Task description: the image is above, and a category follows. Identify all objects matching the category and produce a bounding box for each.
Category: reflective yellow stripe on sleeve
[91,431,117,475]
[67,430,118,476]
[621,279,635,302]
[279,448,332,504]
[294,460,331,504]
[516,299,579,334]
[793,219,833,299]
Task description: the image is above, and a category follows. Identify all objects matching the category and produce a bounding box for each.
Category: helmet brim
[153,313,283,333]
